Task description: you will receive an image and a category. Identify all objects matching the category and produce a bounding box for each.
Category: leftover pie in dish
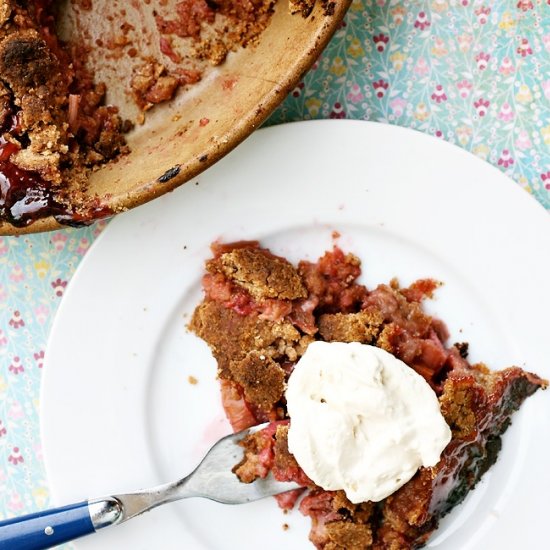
[0,0,280,227]
[190,240,546,549]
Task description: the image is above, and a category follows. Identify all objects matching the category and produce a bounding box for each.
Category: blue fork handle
[0,501,95,550]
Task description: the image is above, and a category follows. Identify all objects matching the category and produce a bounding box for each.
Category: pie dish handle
[0,498,122,549]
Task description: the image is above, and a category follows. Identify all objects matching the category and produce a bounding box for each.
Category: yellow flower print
[390,51,407,71]
[330,57,347,77]
[350,0,362,12]
[391,6,406,26]
[516,84,532,104]
[517,176,532,193]
[473,144,490,160]
[33,487,49,509]
[305,98,322,117]
[455,125,472,146]
[431,37,448,58]
[34,259,50,279]
[541,126,550,145]
[0,375,6,394]
[431,0,448,12]
[347,38,364,59]
[499,12,516,32]
[414,103,429,121]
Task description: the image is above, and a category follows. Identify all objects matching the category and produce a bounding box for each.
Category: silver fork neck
[89,477,191,530]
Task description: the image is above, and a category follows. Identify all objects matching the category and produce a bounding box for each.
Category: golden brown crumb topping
[318,310,383,343]
[230,352,286,411]
[190,242,547,550]
[213,247,308,302]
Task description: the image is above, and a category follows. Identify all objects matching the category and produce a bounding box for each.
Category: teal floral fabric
[0,0,548,521]
[268,0,550,207]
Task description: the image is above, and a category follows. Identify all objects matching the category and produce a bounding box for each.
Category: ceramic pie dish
[0,0,350,235]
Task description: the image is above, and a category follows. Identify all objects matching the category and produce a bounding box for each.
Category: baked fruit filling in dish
[190,240,546,550]
[0,0,291,227]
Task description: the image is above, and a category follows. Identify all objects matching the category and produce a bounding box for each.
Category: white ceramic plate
[42,120,550,550]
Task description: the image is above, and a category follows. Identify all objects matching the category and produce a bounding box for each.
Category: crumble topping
[189,241,547,549]
[317,310,383,343]
[212,247,308,302]
[190,299,310,378]
[289,0,316,17]
[230,351,286,411]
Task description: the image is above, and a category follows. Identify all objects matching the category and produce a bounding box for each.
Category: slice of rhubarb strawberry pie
[189,240,546,550]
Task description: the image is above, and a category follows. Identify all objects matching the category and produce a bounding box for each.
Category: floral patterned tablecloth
[0,0,548,523]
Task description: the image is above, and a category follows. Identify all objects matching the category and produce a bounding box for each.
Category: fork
[0,423,300,550]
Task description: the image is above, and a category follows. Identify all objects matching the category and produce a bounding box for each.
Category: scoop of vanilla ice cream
[286,341,451,503]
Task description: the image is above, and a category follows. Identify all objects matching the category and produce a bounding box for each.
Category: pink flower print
[457,33,473,53]
[431,38,448,58]
[389,98,407,117]
[0,238,8,256]
[372,80,389,99]
[34,350,45,369]
[8,447,23,465]
[515,130,531,150]
[475,52,490,71]
[291,82,304,98]
[543,81,550,101]
[372,34,389,53]
[8,492,24,512]
[346,83,363,103]
[498,150,514,169]
[517,38,532,57]
[431,85,447,103]
[474,98,490,117]
[329,102,346,119]
[8,401,24,420]
[9,310,24,329]
[544,35,550,54]
[77,237,90,255]
[9,356,24,375]
[456,80,473,98]
[0,420,6,437]
[434,130,444,139]
[0,329,7,347]
[541,171,550,190]
[51,232,68,252]
[93,219,108,237]
[35,304,50,325]
[516,0,533,10]
[475,6,491,24]
[51,278,68,297]
[499,56,515,76]
[9,265,24,283]
[414,57,429,76]
[414,11,430,31]
[498,102,514,122]
[34,444,44,464]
